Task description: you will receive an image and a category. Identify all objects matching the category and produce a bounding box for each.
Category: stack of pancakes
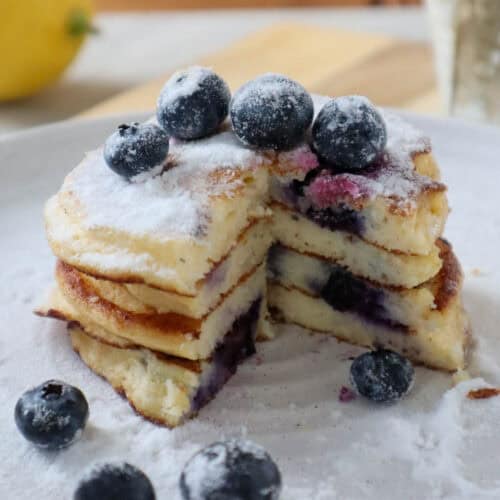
[267,110,470,372]
[38,132,275,427]
[37,98,470,427]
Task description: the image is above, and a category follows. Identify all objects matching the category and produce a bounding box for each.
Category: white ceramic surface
[1,113,500,499]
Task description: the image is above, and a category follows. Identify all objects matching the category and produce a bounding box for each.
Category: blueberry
[350,349,414,403]
[14,380,89,450]
[306,206,363,235]
[74,463,156,500]
[312,96,387,170]
[230,73,314,150]
[157,66,230,140]
[104,122,169,180]
[180,439,282,500]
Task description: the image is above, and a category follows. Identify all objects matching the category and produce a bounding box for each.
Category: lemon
[0,0,95,101]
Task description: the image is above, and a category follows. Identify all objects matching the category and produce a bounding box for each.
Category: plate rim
[1,108,498,145]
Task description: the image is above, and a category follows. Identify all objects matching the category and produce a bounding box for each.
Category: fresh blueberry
[180,439,282,500]
[104,122,169,180]
[14,380,89,450]
[74,463,156,500]
[312,96,387,170]
[157,66,231,140]
[230,73,314,150]
[350,349,414,403]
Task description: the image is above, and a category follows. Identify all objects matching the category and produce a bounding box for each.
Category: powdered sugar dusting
[181,439,279,500]
[31,405,71,430]
[326,95,375,133]
[170,129,270,172]
[364,110,437,209]
[303,104,440,211]
[233,73,306,115]
[158,66,210,104]
[278,145,319,173]
[65,131,270,240]
[66,95,436,241]
[230,73,313,150]
[182,443,226,500]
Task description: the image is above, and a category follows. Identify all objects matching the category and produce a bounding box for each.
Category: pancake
[268,240,470,371]
[271,203,442,289]
[269,111,449,256]
[37,90,472,427]
[45,132,272,295]
[268,238,458,327]
[40,260,270,360]
[101,218,272,318]
[67,291,261,427]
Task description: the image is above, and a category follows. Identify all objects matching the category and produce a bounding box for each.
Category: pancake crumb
[467,387,500,400]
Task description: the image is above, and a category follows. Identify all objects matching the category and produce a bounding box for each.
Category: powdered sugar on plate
[2,105,500,500]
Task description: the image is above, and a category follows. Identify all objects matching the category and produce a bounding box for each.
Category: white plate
[1,114,500,499]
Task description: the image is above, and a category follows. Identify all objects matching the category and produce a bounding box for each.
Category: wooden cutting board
[82,23,441,118]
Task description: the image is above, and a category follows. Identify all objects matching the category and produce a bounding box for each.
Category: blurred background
[1,0,498,135]
[96,1,421,7]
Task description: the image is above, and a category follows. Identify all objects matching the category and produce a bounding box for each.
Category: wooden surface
[82,23,440,119]
[96,0,421,10]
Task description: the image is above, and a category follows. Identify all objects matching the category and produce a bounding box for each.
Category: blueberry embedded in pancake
[270,203,443,289]
[267,240,470,372]
[270,106,448,255]
[65,297,262,427]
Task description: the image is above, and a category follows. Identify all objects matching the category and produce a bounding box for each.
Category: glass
[427,0,500,125]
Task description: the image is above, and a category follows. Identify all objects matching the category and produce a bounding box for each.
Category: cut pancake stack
[37,132,275,427]
[37,96,470,427]
[267,109,470,372]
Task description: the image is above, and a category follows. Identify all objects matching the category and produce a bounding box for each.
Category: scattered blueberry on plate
[350,349,414,403]
[157,66,231,140]
[230,73,314,150]
[104,122,169,180]
[312,95,387,170]
[74,462,156,500]
[180,438,282,500]
[14,380,89,450]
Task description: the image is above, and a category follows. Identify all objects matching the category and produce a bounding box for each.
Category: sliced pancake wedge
[45,132,273,296]
[272,203,442,289]
[270,108,448,256]
[94,218,272,318]
[67,290,260,427]
[268,240,470,371]
[47,260,270,360]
